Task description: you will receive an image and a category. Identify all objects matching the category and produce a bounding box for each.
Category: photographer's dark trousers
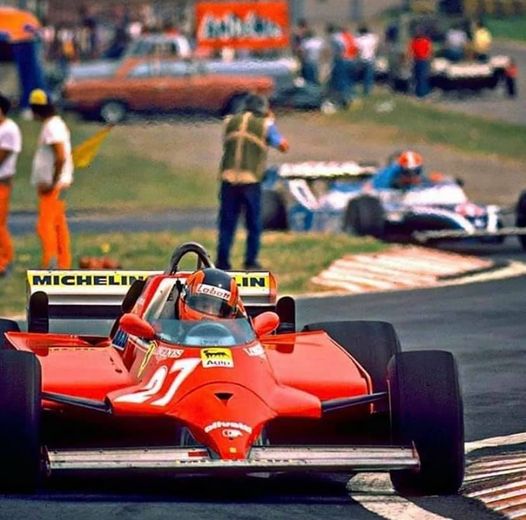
[216,181,262,270]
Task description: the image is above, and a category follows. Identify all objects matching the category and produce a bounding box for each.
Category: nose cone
[173,383,276,460]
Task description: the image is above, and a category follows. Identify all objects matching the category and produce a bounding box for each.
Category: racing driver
[178,268,246,321]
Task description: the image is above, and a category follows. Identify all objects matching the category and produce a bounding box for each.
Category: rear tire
[222,94,248,116]
[302,321,400,395]
[343,196,385,238]
[515,190,526,250]
[0,319,20,349]
[99,100,127,123]
[388,350,464,496]
[262,190,288,230]
[0,351,42,492]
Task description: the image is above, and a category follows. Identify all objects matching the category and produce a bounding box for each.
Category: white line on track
[349,432,526,520]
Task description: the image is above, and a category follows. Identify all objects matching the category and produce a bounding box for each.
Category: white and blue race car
[262,161,526,247]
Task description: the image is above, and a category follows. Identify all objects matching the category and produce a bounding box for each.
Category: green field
[10,97,526,213]
[487,15,526,42]
[340,93,526,160]
[12,118,215,212]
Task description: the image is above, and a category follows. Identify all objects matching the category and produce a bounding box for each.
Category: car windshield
[150,318,256,347]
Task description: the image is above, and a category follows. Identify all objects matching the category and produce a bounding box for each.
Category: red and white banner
[195,1,290,50]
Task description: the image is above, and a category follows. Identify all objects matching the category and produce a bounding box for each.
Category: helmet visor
[185,294,235,318]
[402,166,422,176]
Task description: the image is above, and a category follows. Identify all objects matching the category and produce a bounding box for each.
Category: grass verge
[0,230,384,316]
[486,15,526,42]
[339,92,526,161]
[12,117,217,212]
[10,96,526,214]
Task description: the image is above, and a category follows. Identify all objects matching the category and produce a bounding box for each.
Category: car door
[154,61,203,112]
[120,60,167,111]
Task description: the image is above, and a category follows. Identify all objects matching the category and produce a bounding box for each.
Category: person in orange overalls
[0,93,22,276]
[29,89,74,269]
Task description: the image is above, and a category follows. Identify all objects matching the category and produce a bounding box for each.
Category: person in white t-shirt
[29,89,74,269]
[355,24,379,96]
[0,93,22,276]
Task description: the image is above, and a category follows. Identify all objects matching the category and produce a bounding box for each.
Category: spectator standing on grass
[472,20,492,62]
[327,24,355,108]
[504,58,518,98]
[409,28,433,98]
[292,19,309,58]
[355,24,379,96]
[29,89,74,269]
[0,94,22,277]
[216,94,289,271]
[444,23,468,62]
[299,29,325,84]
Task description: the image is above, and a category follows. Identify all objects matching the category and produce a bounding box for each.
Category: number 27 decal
[115,358,200,406]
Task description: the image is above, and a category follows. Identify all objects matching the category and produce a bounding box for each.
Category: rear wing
[277,161,378,180]
[26,269,278,322]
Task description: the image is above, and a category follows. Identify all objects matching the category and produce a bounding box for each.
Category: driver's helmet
[397,150,423,182]
[178,268,243,320]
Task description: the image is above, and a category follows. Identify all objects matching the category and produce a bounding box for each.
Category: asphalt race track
[1,257,524,519]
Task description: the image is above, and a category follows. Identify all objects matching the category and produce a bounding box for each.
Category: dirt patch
[116,111,525,208]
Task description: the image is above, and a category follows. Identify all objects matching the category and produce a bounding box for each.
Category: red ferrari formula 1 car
[0,242,464,495]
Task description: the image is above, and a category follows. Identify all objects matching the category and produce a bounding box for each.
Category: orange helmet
[178,268,242,321]
[398,150,423,175]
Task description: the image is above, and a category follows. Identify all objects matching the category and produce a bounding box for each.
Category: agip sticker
[200,348,234,368]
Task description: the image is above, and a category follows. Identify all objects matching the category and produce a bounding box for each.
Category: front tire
[0,351,42,492]
[262,190,288,230]
[388,350,464,496]
[343,196,385,238]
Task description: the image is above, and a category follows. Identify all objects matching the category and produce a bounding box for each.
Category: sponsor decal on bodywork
[244,344,265,357]
[222,429,243,439]
[201,348,234,368]
[28,271,154,288]
[138,341,157,377]
[155,346,184,360]
[204,421,252,434]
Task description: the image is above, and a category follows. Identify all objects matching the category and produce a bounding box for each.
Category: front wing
[47,445,419,474]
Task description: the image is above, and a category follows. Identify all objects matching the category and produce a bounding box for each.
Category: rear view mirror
[119,313,156,340]
[253,311,280,337]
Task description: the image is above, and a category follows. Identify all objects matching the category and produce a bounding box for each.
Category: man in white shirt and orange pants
[29,89,74,269]
[0,93,22,277]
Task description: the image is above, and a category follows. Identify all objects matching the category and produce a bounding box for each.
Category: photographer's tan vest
[220,112,271,184]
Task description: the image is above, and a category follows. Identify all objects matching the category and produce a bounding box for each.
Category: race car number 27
[115,358,200,407]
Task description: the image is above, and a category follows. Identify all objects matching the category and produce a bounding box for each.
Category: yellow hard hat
[29,89,49,106]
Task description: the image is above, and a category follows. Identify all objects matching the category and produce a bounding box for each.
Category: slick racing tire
[262,190,288,230]
[0,318,20,349]
[343,196,385,238]
[0,351,42,492]
[388,350,464,496]
[302,320,400,396]
[515,190,526,251]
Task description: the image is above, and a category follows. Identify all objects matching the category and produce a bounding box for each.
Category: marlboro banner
[196,1,290,50]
